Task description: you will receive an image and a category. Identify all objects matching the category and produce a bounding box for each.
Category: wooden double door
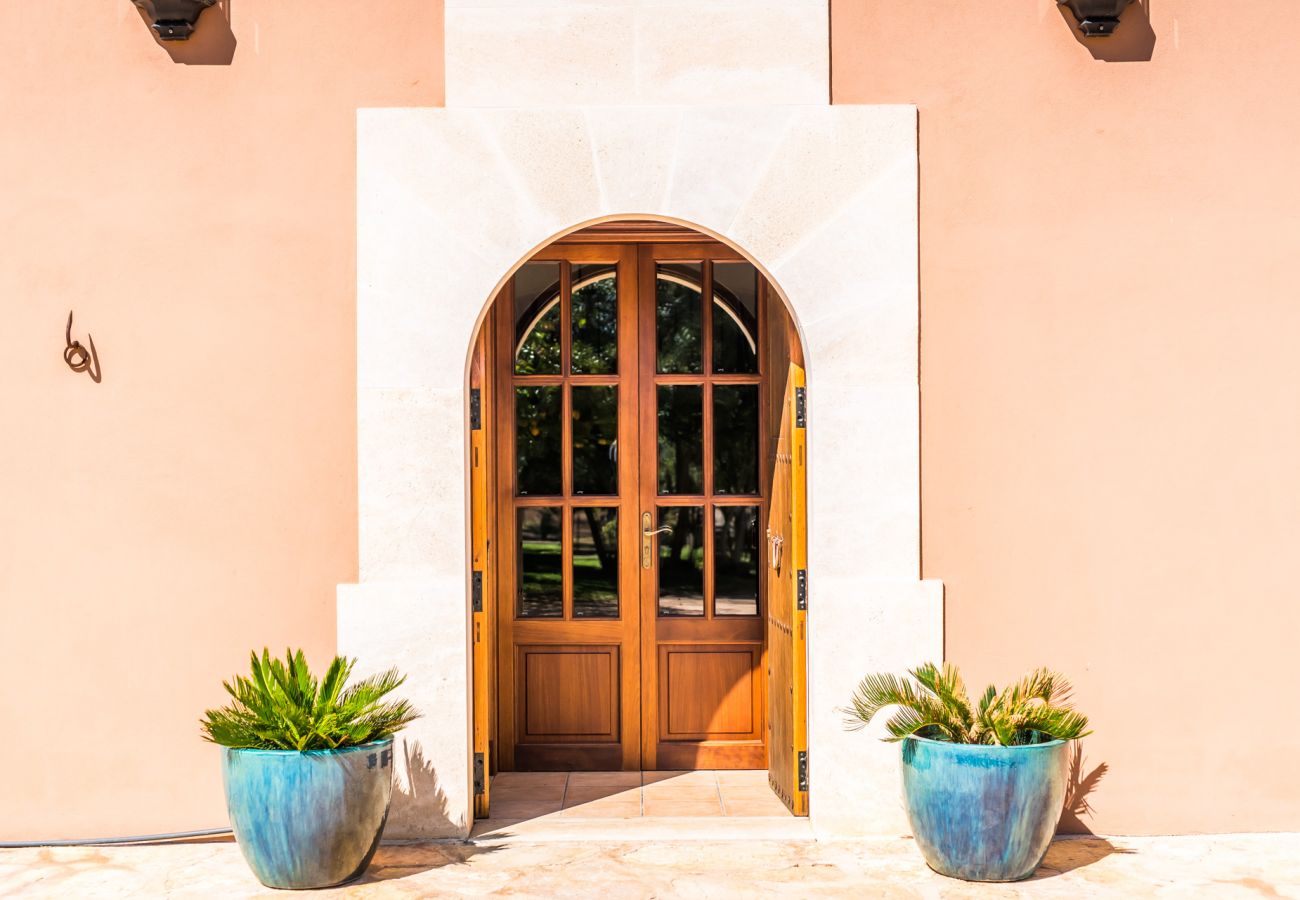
[479,232,805,791]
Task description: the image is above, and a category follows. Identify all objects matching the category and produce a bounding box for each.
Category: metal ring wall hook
[64,311,102,383]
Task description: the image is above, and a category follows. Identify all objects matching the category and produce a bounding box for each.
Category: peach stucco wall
[834,0,1300,834]
[0,2,441,839]
[4,0,1296,841]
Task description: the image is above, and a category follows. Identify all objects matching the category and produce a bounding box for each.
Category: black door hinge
[797,750,808,792]
[473,752,485,796]
[796,569,807,611]
[794,386,806,429]
[471,571,483,613]
[470,388,482,431]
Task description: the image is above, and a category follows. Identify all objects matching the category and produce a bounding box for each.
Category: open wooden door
[765,309,808,814]
[471,326,492,817]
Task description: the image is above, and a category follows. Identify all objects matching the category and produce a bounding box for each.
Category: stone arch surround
[342,103,943,839]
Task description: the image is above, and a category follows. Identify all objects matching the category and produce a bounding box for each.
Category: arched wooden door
[474,226,805,801]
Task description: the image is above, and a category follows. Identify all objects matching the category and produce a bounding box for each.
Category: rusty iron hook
[64,310,101,383]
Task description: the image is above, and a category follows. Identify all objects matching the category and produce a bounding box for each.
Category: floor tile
[567,771,642,788]
[640,782,721,801]
[721,796,793,817]
[491,771,568,788]
[560,797,642,818]
[486,800,563,820]
[643,770,716,786]
[562,785,640,806]
[714,770,769,787]
[642,799,724,817]
[491,780,567,803]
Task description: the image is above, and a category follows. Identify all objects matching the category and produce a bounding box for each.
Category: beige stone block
[480,108,605,237]
[663,105,798,237]
[732,106,917,271]
[808,577,943,838]
[447,7,635,107]
[358,388,467,582]
[586,107,682,215]
[634,5,827,107]
[337,580,472,839]
[806,383,919,580]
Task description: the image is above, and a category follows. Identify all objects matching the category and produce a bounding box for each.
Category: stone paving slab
[2,834,1298,899]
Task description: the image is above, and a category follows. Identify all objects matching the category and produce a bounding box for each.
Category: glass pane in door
[573,507,619,618]
[516,386,562,495]
[571,263,618,374]
[712,262,759,374]
[656,263,703,374]
[517,507,563,617]
[514,261,562,374]
[713,384,758,495]
[657,385,703,495]
[714,506,759,616]
[572,385,618,495]
[657,506,705,616]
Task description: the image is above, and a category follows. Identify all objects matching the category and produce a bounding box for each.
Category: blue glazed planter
[221,739,394,890]
[900,735,1068,882]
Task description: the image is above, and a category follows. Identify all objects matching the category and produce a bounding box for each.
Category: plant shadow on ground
[349,740,505,884]
[1028,744,1133,879]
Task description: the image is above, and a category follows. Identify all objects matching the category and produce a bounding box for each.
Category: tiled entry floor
[488,770,793,821]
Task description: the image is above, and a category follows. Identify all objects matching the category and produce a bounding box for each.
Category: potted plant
[844,663,1090,882]
[201,649,419,890]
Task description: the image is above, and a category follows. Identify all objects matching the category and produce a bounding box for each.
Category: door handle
[768,529,784,572]
[641,512,672,569]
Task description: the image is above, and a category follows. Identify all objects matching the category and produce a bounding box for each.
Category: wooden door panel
[659,644,761,739]
[518,645,620,742]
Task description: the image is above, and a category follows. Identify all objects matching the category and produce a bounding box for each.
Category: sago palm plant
[843,662,1090,746]
[201,649,419,751]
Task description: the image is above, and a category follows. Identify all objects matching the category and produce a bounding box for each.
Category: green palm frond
[200,649,420,750]
[842,662,1092,746]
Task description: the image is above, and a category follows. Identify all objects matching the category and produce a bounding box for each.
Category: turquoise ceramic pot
[900,735,1068,882]
[221,739,393,890]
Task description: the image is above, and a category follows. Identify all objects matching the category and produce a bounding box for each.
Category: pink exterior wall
[4,0,1297,841]
[833,0,1300,833]
[0,2,441,839]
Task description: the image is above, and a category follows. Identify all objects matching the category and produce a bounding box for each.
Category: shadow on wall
[387,738,457,836]
[1059,741,1109,834]
[133,0,237,65]
[1060,0,1156,62]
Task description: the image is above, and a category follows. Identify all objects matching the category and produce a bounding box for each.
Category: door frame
[470,223,811,810]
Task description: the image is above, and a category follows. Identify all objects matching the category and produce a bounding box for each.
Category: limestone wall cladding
[444,0,829,107]
[348,102,939,839]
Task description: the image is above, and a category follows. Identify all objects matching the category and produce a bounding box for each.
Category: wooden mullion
[511,374,566,387]
[561,260,572,378]
[653,374,711,386]
[514,495,567,507]
[560,263,573,620]
[704,374,762,386]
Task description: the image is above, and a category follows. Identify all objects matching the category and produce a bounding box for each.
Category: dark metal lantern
[1059,0,1135,37]
[132,0,217,41]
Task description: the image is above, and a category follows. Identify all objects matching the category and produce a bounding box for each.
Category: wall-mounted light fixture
[1059,0,1135,37]
[131,0,217,41]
